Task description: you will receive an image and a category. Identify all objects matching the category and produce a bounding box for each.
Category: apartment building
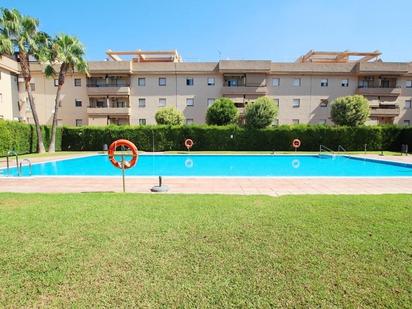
[0,56,20,120]
[3,49,412,126]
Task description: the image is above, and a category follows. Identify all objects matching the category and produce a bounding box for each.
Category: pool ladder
[337,145,347,153]
[3,151,32,176]
[319,145,335,156]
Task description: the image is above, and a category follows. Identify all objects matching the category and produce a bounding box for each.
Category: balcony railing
[87,81,130,87]
[370,106,400,117]
[356,86,401,96]
[223,81,267,87]
[87,106,131,115]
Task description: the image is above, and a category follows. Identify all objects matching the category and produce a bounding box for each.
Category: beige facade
[2,50,412,126]
[0,56,20,120]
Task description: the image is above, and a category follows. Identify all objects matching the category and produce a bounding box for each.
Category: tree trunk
[49,64,67,153]
[20,52,46,153]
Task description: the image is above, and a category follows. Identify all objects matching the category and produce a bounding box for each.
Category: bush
[155,107,184,125]
[60,124,410,152]
[206,97,239,125]
[0,120,61,156]
[331,95,370,126]
[245,96,278,129]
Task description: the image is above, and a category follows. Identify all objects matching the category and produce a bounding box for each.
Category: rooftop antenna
[217,49,222,60]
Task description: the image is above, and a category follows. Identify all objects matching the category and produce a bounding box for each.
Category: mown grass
[0,193,411,307]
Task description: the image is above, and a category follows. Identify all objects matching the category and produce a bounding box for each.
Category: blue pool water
[2,154,412,177]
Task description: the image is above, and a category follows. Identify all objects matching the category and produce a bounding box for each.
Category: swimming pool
[2,154,412,177]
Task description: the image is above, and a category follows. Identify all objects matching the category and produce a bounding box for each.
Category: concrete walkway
[0,153,411,196]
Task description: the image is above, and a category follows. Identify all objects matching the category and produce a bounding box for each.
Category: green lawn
[0,194,411,307]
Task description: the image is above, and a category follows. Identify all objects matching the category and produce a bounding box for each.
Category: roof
[296,50,382,63]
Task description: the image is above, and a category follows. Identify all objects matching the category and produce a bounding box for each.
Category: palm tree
[0,8,49,153]
[44,34,88,152]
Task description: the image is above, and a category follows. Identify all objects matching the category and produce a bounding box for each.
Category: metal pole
[121,145,126,193]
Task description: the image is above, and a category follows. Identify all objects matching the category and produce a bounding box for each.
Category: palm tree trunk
[20,52,46,153]
[49,63,67,152]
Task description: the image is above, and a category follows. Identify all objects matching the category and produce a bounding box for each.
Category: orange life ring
[108,139,138,169]
[292,139,301,149]
[184,138,194,150]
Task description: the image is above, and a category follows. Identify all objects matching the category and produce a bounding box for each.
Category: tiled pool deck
[1,153,412,196]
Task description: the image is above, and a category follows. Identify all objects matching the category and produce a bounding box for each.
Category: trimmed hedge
[0,120,62,155]
[1,120,411,154]
[61,124,412,152]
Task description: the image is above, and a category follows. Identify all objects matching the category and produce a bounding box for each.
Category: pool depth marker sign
[108,139,139,192]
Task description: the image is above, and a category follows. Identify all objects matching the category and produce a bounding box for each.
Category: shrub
[206,97,239,125]
[0,120,61,156]
[331,95,370,126]
[245,96,278,129]
[155,107,184,125]
[60,124,409,152]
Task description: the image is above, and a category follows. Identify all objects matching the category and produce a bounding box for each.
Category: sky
[2,0,412,62]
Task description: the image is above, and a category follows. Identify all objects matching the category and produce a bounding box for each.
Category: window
[138,77,146,86]
[75,99,82,107]
[26,98,31,111]
[292,99,300,108]
[139,118,146,125]
[158,98,166,107]
[319,119,327,125]
[186,118,194,125]
[404,120,411,126]
[159,77,166,86]
[320,99,328,107]
[54,79,59,87]
[320,79,328,87]
[272,78,280,87]
[272,119,279,126]
[341,79,349,87]
[30,83,35,91]
[186,98,194,106]
[405,100,412,109]
[74,78,81,87]
[186,78,194,86]
[75,119,82,127]
[138,98,146,107]
[406,80,412,88]
[0,93,2,105]
[207,77,215,86]
[273,98,279,106]
[292,78,301,87]
[292,119,300,125]
[96,100,105,107]
[207,98,215,107]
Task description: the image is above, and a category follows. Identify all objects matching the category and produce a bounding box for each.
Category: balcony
[87,106,131,116]
[87,84,130,96]
[222,82,268,95]
[356,86,401,96]
[369,106,400,117]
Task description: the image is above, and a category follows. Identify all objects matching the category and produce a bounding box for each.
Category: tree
[206,97,238,125]
[0,8,50,152]
[244,96,278,129]
[155,107,184,125]
[331,95,370,126]
[43,34,88,152]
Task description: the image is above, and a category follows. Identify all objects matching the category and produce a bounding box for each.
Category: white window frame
[406,80,412,88]
[186,118,194,125]
[138,77,146,86]
[75,99,82,107]
[207,98,215,107]
[404,120,410,126]
[54,79,59,87]
[292,78,301,87]
[74,78,81,87]
[139,118,146,125]
[341,79,349,87]
[405,100,412,109]
[272,78,280,87]
[207,77,215,86]
[159,77,166,86]
[292,119,300,124]
[138,98,146,108]
[319,119,327,125]
[320,79,328,87]
[292,99,300,108]
[75,119,82,126]
[273,98,280,106]
[186,98,194,107]
[158,98,166,107]
[186,77,194,86]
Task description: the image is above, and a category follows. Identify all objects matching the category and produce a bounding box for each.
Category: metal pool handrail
[319,145,335,155]
[19,158,32,176]
[337,145,347,153]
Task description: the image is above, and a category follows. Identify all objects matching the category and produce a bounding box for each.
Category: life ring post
[292,139,301,152]
[108,139,139,192]
[184,138,194,151]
